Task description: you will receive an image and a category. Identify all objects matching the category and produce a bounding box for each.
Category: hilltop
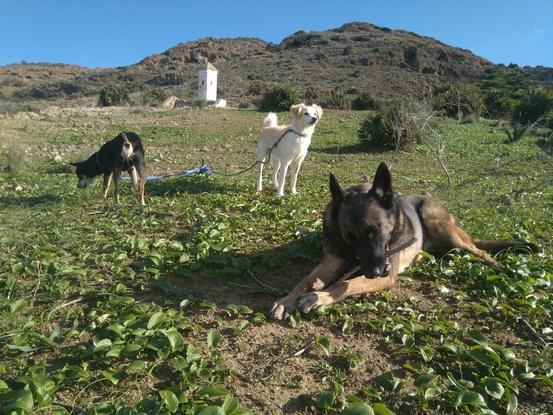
[0,22,551,105]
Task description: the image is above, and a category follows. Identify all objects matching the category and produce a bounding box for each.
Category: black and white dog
[70,132,147,205]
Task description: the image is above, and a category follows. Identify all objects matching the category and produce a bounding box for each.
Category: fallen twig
[291,340,315,357]
[48,297,83,317]
[247,271,279,292]
[516,316,549,348]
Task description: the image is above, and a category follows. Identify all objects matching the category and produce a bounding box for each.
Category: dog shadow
[134,233,322,312]
[145,175,236,196]
[0,193,61,208]
[314,141,391,155]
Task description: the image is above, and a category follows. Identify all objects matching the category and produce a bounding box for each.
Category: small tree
[358,99,430,151]
[351,92,379,111]
[259,86,299,112]
[98,84,130,107]
[479,67,533,118]
[140,86,168,106]
[432,83,483,121]
[505,89,553,142]
[322,91,350,110]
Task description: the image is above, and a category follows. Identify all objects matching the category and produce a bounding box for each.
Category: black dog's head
[330,162,396,277]
[69,161,94,189]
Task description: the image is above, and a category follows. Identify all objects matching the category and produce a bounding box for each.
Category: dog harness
[206,128,308,177]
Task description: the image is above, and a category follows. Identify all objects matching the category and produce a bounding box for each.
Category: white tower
[198,62,218,102]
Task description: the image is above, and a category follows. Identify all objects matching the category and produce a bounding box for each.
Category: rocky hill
[1,22,551,105]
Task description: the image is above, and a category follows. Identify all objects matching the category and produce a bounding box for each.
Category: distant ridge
[1,22,551,104]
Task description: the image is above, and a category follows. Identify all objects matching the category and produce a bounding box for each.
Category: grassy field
[0,106,552,414]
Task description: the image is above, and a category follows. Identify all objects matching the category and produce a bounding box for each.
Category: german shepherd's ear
[329,173,345,206]
[371,162,393,208]
[290,104,304,118]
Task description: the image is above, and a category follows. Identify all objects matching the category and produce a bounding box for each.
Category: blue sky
[1,0,552,68]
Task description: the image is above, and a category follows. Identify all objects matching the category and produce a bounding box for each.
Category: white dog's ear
[290,104,304,118]
[314,105,323,120]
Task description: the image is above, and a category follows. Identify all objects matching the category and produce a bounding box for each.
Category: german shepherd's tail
[474,239,540,254]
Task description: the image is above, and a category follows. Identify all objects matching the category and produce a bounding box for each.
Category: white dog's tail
[262,112,278,129]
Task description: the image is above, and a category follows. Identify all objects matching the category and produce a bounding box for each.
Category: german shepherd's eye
[304,112,309,115]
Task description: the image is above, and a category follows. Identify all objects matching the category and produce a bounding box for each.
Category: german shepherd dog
[70,132,146,205]
[271,162,537,319]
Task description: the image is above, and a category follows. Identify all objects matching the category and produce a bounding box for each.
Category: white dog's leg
[276,161,291,197]
[289,156,306,196]
[256,144,267,192]
[272,159,281,191]
[257,163,264,192]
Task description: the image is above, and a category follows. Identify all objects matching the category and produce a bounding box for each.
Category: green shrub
[259,86,299,112]
[14,82,84,100]
[358,100,428,151]
[351,92,379,111]
[303,86,323,103]
[247,81,267,96]
[140,86,168,106]
[432,83,483,120]
[98,84,130,107]
[503,89,553,142]
[482,93,518,119]
[321,91,351,110]
[5,143,25,173]
[512,89,553,126]
[479,67,533,118]
[247,74,263,81]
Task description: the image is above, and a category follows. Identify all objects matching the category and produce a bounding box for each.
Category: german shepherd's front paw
[297,292,332,314]
[270,296,298,320]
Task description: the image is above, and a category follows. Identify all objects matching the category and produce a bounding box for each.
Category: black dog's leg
[113,170,122,204]
[137,164,146,206]
[101,173,112,200]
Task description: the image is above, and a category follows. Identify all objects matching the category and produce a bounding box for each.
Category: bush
[432,83,483,120]
[321,91,351,110]
[358,100,428,151]
[482,93,518,119]
[503,89,553,142]
[479,67,533,118]
[303,86,323,103]
[140,86,168,106]
[14,82,84,100]
[512,89,553,126]
[5,143,25,173]
[259,86,299,112]
[351,92,379,111]
[98,84,130,107]
[247,81,267,96]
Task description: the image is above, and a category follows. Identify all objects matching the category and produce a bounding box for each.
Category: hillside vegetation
[1,22,552,109]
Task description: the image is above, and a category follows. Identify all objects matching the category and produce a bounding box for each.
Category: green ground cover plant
[0,107,551,414]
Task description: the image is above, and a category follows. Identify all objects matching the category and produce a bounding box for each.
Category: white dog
[256,103,323,196]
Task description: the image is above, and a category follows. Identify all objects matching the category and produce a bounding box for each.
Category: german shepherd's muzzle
[270,162,539,320]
